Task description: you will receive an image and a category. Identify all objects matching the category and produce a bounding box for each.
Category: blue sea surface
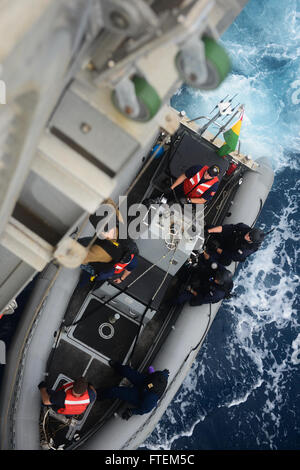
[142,0,300,451]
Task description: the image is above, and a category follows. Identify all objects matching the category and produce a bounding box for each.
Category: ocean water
[142,0,300,451]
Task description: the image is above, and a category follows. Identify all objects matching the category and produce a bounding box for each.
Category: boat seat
[93,282,156,324]
[143,128,229,204]
[167,129,229,179]
[106,255,173,311]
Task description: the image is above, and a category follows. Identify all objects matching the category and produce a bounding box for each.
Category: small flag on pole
[217,109,244,157]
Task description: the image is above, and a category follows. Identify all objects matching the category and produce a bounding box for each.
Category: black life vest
[191,268,233,299]
[231,231,261,256]
[216,280,234,299]
[220,225,261,253]
[225,227,248,251]
[144,371,168,398]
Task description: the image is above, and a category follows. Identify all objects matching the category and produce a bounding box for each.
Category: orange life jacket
[183,165,219,199]
[57,382,90,415]
[114,254,135,274]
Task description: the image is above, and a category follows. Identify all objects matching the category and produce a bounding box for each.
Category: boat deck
[45,251,180,445]
[43,126,242,447]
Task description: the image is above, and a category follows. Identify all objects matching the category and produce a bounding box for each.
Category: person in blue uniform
[196,237,221,270]
[96,362,169,420]
[205,223,265,266]
[175,264,233,306]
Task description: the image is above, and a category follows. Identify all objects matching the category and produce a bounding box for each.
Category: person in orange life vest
[110,252,138,284]
[168,164,220,204]
[38,376,96,416]
[78,225,122,287]
[89,251,138,285]
[81,236,139,286]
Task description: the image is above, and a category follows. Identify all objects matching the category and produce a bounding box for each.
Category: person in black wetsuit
[205,223,265,266]
[175,264,234,306]
[196,237,222,271]
[96,362,169,420]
